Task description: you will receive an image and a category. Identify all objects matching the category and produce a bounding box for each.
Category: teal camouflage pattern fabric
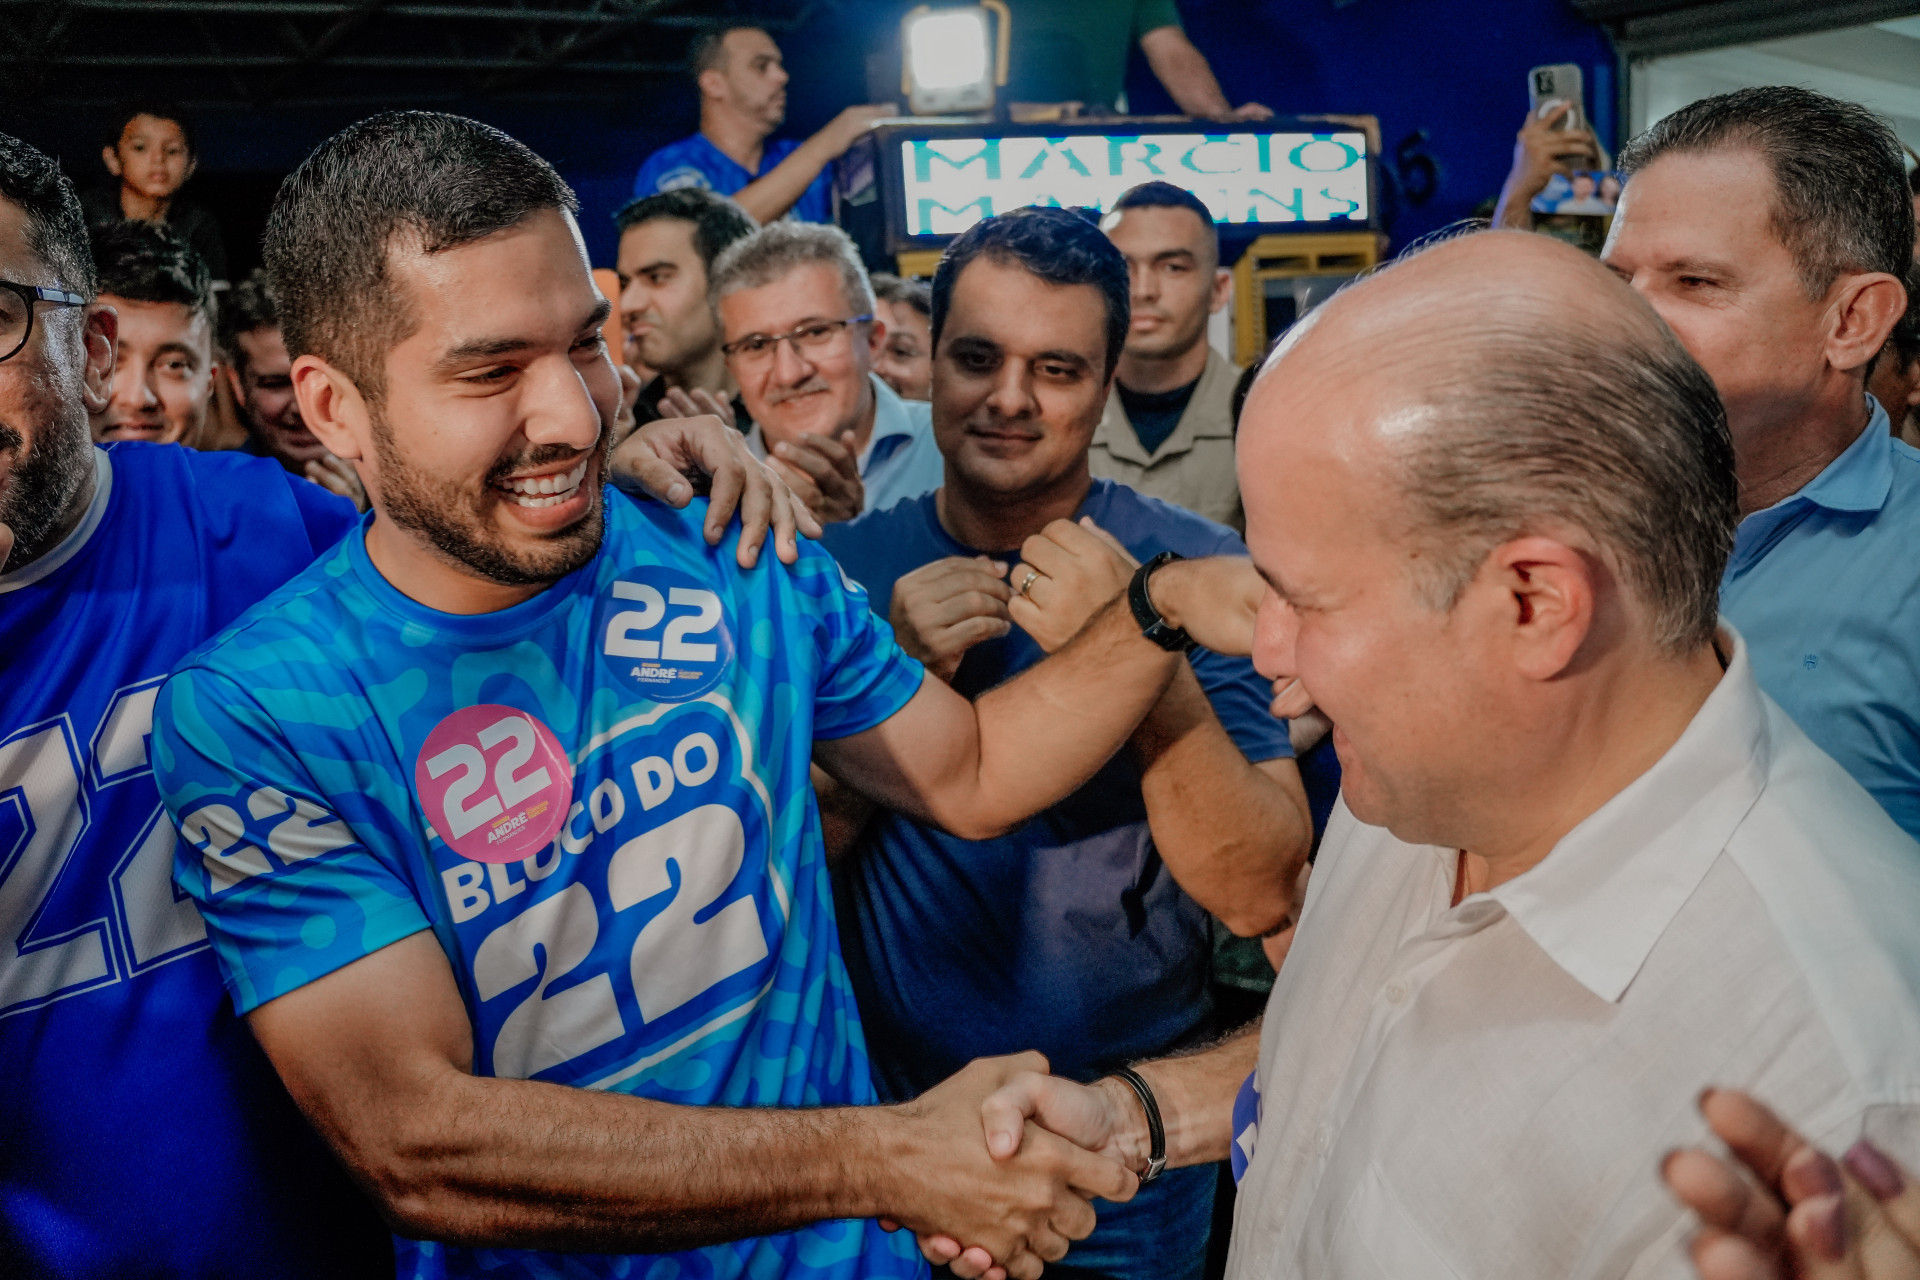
[152,490,929,1280]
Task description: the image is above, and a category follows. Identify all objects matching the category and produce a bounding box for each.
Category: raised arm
[247,929,1132,1269]
[732,105,893,225]
[813,591,1183,841]
[1138,26,1271,122]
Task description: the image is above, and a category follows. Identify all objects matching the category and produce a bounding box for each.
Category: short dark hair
[687,23,765,77]
[263,110,577,398]
[870,271,931,319]
[1108,180,1220,264]
[0,131,95,296]
[1620,86,1912,297]
[104,102,196,158]
[219,268,280,370]
[931,206,1130,377]
[614,187,757,272]
[91,219,212,324]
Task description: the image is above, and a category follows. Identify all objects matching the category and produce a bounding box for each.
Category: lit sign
[898,131,1369,237]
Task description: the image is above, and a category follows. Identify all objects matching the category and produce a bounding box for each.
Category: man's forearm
[1099,1023,1261,1172]
[1132,667,1311,936]
[734,138,833,224]
[334,1068,894,1253]
[1141,27,1233,118]
[960,595,1181,835]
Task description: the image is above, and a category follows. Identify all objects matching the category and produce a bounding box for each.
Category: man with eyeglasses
[713,221,943,522]
[0,127,811,1279]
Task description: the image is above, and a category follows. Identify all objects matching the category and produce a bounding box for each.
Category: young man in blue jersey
[151,112,1190,1280]
[820,207,1312,1280]
[0,127,814,1279]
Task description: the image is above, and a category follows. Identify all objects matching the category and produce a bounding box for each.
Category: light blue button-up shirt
[858,374,945,517]
[750,374,945,520]
[1721,396,1920,837]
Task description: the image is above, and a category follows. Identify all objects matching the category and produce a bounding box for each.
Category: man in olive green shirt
[1005,0,1273,119]
[1091,182,1244,531]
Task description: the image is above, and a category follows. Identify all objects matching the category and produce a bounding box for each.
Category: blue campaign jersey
[152,489,928,1280]
[634,133,834,224]
[821,480,1293,1101]
[0,444,387,1277]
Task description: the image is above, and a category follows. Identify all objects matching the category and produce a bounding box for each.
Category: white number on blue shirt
[604,584,723,662]
[472,801,767,1074]
[1,682,211,1016]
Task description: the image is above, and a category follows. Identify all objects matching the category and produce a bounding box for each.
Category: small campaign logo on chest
[414,704,574,864]
[595,565,735,703]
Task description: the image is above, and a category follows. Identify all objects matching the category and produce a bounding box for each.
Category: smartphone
[1529,63,1588,134]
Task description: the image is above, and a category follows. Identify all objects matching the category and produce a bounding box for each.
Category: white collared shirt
[1227,629,1920,1280]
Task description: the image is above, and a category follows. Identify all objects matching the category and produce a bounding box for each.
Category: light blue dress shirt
[1721,396,1920,838]
[858,374,945,516]
[749,374,944,519]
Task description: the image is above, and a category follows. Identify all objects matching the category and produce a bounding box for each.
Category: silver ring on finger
[1018,568,1041,599]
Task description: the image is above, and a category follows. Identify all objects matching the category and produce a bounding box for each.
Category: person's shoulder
[823,489,938,559]
[171,537,360,684]
[1721,705,1920,1090]
[1089,478,1245,559]
[636,135,719,191]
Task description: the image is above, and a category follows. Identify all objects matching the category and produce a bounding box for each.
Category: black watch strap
[1110,1066,1167,1184]
[1128,552,1194,652]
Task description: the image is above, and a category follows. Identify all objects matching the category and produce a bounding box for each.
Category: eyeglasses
[0,281,87,364]
[721,314,873,365]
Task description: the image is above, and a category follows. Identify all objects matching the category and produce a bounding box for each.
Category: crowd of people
[6,14,1920,1280]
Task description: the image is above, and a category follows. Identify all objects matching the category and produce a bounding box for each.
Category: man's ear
[1209,267,1232,317]
[1827,272,1906,375]
[866,314,888,361]
[181,153,198,186]
[696,67,727,103]
[101,146,123,179]
[291,354,372,464]
[1487,534,1596,682]
[81,304,117,414]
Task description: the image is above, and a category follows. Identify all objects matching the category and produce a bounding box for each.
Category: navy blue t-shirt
[822,479,1292,1099]
[0,444,388,1277]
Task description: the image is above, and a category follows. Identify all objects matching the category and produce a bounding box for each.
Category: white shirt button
[1384,981,1409,1005]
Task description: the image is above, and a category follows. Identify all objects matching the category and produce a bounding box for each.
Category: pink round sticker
[414,704,573,864]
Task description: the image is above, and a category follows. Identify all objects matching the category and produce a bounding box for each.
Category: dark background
[1,0,1629,275]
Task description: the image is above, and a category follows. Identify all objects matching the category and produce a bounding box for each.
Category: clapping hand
[1666,1089,1920,1279]
[769,428,865,524]
[304,454,368,512]
[889,555,1012,682]
[656,385,737,430]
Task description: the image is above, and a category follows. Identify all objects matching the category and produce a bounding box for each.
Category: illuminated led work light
[900,1,1009,116]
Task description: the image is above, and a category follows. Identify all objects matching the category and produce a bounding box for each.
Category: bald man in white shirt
[915,229,1920,1280]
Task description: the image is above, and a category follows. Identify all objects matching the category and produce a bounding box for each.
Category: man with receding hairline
[924,229,1920,1280]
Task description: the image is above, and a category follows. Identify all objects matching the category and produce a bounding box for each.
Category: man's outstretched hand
[879,1053,1138,1280]
[607,413,820,568]
[1665,1088,1920,1279]
[908,1065,1149,1280]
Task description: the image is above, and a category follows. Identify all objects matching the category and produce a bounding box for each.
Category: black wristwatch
[1128,552,1194,653]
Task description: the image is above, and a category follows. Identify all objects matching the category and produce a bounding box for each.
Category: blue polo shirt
[823,480,1289,1280]
[823,479,1291,1095]
[1722,396,1920,838]
[633,132,833,223]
